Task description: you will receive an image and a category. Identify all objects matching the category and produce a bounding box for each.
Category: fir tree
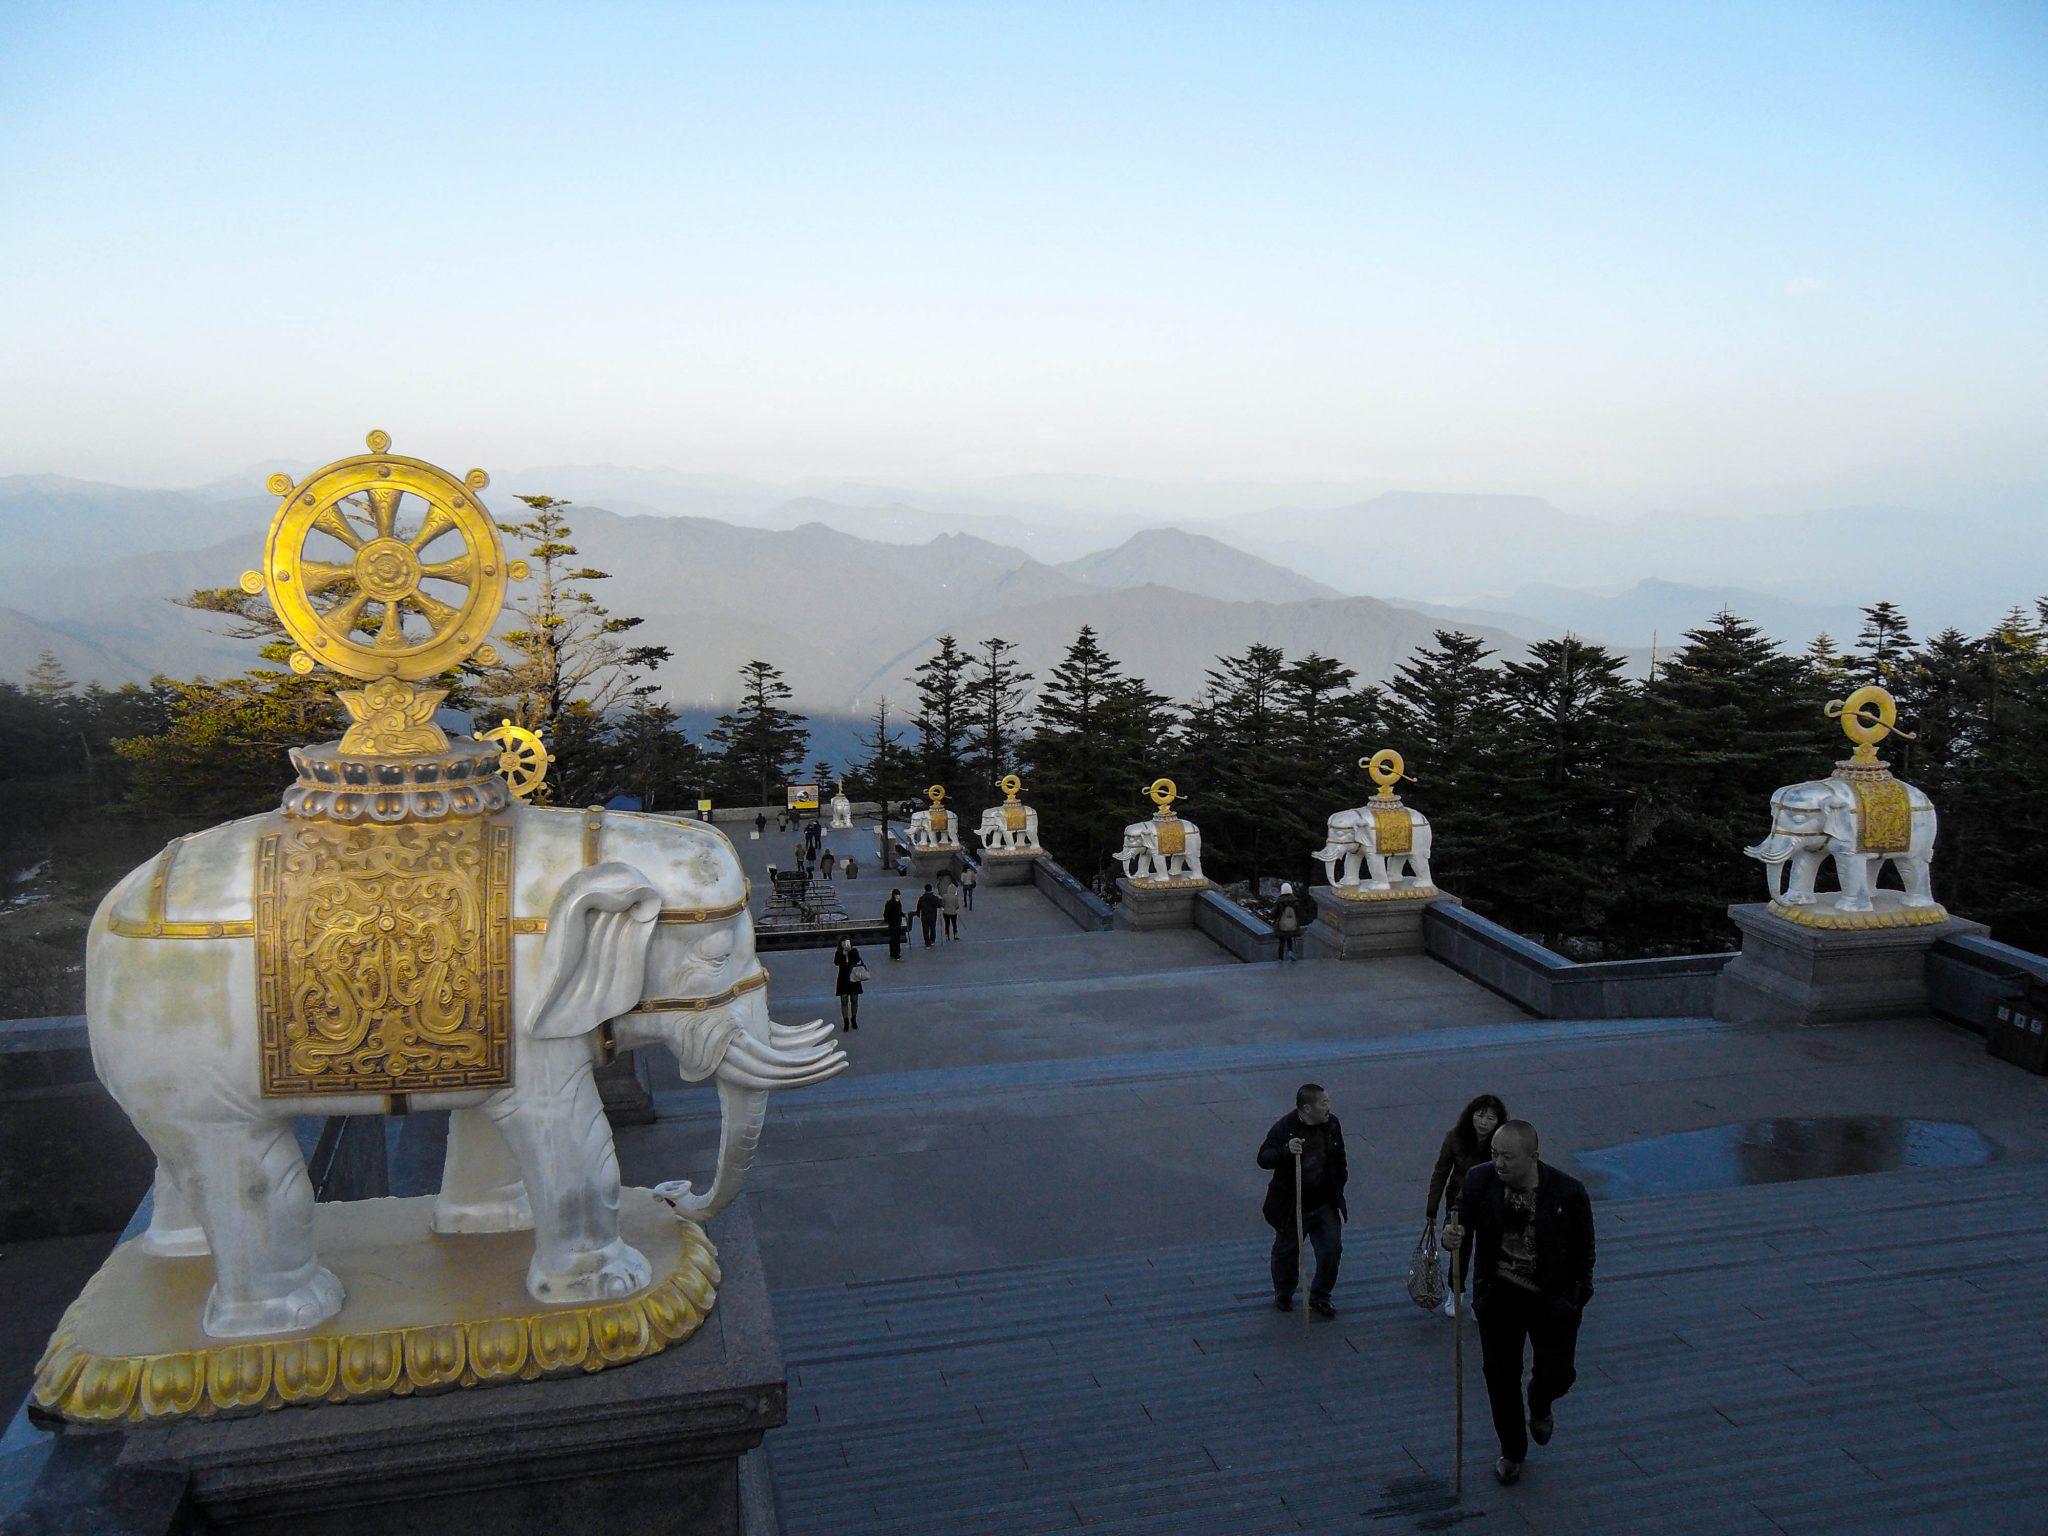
[1853,602,1913,688]
[911,635,973,791]
[962,636,1033,797]
[704,660,810,805]
[601,700,709,813]
[1382,630,1514,911]
[1022,627,1168,883]
[849,695,916,853]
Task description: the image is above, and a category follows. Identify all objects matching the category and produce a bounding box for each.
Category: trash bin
[1988,980,2048,1075]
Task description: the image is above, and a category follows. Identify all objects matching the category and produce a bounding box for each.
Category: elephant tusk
[769,1017,837,1049]
[724,1031,849,1086]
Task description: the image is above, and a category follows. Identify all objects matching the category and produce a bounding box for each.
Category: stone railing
[1031,857,1113,932]
[1420,904,1734,1019]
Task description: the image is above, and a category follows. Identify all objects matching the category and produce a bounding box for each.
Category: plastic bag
[1406,1219,1447,1310]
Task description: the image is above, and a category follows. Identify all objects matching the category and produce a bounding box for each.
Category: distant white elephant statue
[1313,805,1435,891]
[829,790,853,829]
[1745,775,1938,911]
[979,775,1041,851]
[87,807,847,1340]
[1119,817,1204,882]
[907,784,957,847]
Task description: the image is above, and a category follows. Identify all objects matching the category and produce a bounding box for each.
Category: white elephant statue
[1118,816,1204,882]
[907,784,956,848]
[87,805,847,1340]
[1745,775,1938,913]
[978,776,1041,852]
[828,791,853,829]
[1313,804,1435,892]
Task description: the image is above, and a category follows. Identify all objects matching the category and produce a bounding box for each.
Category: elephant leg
[432,1106,533,1234]
[1409,852,1434,887]
[141,1161,209,1257]
[1364,852,1391,891]
[487,1073,652,1305]
[166,1118,343,1339]
[1782,849,1823,904]
[1898,855,1936,907]
[1835,854,1875,911]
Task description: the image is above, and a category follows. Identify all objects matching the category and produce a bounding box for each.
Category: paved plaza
[630,816,2048,1533]
[6,813,2047,1532]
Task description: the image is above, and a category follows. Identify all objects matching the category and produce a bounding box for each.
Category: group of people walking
[1258,1087,1595,1489]
[833,861,984,1030]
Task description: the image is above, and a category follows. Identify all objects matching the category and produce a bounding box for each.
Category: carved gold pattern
[337,677,450,756]
[1328,883,1438,903]
[927,808,949,837]
[30,1222,720,1425]
[256,817,512,1098]
[1370,804,1414,857]
[1767,900,1949,930]
[1153,818,1187,857]
[1846,774,1912,854]
[1003,804,1027,832]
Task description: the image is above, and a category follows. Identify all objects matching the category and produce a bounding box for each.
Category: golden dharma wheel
[1827,685,1897,747]
[242,430,523,683]
[999,773,1024,800]
[1146,778,1179,810]
[1364,749,1407,794]
[476,719,551,801]
[925,784,947,806]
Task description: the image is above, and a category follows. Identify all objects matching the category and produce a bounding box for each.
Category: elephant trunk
[658,1076,768,1221]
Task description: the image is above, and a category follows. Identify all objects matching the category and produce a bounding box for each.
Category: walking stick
[1451,1234,1465,1495]
[1294,1150,1308,1338]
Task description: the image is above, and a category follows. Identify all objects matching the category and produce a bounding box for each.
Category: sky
[2,1,2043,514]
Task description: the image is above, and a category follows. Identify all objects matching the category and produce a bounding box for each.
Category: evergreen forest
[4,507,2044,1016]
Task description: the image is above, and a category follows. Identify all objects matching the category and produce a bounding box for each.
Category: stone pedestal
[11,1200,786,1535]
[980,851,1040,886]
[1712,901,1988,1026]
[909,847,962,885]
[1305,886,1451,958]
[1113,878,1208,930]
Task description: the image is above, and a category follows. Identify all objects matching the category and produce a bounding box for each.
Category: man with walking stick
[1441,1120,1595,1487]
[1257,1084,1347,1317]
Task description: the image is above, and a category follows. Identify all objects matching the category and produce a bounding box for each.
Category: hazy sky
[3,1,2043,510]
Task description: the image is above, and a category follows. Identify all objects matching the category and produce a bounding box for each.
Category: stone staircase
[766,1161,2048,1535]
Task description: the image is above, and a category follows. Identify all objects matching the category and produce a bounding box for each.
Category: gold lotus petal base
[1327,883,1438,903]
[1767,899,1951,930]
[31,1188,718,1425]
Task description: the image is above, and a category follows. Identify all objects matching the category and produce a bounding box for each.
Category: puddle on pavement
[1574,1117,1996,1198]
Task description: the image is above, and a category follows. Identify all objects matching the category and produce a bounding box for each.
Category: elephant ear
[527,863,663,1040]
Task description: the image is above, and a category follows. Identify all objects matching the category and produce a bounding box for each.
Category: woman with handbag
[834,936,868,1030]
[1426,1093,1509,1316]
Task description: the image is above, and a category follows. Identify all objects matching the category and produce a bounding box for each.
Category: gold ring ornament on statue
[1363,749,1412,799]
[999,773,1024,802]
[240,429,528,682]
[476,719,551,801]
[1824,685,1915,765]
[1145,778,1181,813]
[926,784,947,807]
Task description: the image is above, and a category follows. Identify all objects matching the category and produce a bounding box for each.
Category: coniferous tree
[1853,602,1914,688]
[705,660,810,806]
[1942,607,2048,944]
[1022,626,1168,884]
[1496,636,1632,947]
[468,496,670,798]
[911,635,973,792]
[601,700,710,813]
[1177,645,1292,886]
[1610,612,1825,951]
[848,695,915,853]
[1382,631,1515,911]
[962,637,1033,799]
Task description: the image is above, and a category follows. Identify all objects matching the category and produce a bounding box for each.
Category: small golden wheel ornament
[999,773,1024,801]
[1363,749,1410,798]
[1825,685,1914,765]
[1145,778,1181,813]
[925,784,947,808]
[242,429,524,683]
[476,719,551,801]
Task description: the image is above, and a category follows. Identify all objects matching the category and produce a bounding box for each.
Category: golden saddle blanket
[1371,806,1413,857]
[1153,817,1186,857]
[256,817,514,1098]
[1003,804,1027,832]
[926,809,949,837]
[1846,775,1911,855]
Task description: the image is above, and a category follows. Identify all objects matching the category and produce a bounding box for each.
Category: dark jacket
[833,945,864,997]
[915,890,941,923]
[1426,1127,1488,1220]
[1257,1112,1349,1228]
[1451,1161,1595,1310]
[883,895,905,935]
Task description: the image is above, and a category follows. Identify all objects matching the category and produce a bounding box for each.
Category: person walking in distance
[939,871,962,940]
[1272,882,1305,961]
[1257,1084,1348,1317]
[883,889,906,960]
[1426,1094,1509,1318]
[960,861,978,911]
[819,846,837,882]
[832,936,865,1030]
[1442,1120,1595,1487]
[915,882,941,948]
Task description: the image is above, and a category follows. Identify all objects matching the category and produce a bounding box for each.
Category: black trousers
[888,926,903,959]
[1475,1284,1582,1462]
[1269,1202,1342,1302]
[920,915,937,945]
[942,912,959,938]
